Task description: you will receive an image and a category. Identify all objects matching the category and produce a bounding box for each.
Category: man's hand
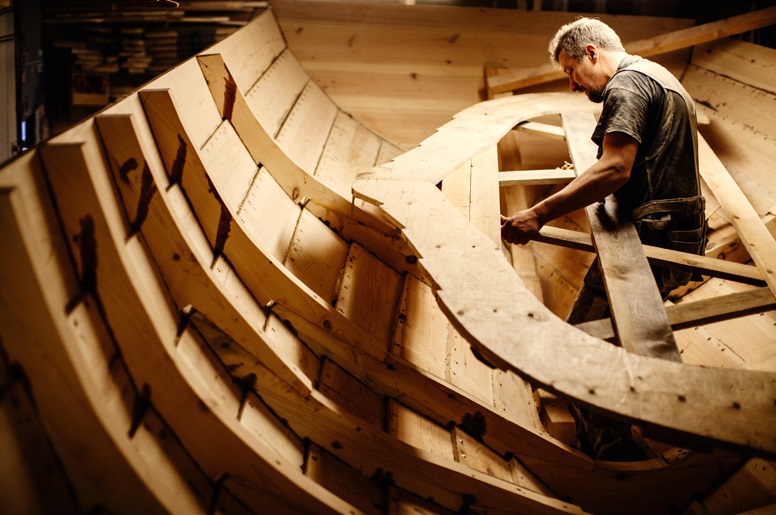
[500,209,542,245]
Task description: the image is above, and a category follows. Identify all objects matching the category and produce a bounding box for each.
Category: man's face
[559,48,606,103]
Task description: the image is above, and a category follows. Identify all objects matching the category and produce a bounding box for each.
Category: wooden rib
[697,133,776,299]
[561,110,680,362]
[487,6,776,95]
[353,93,776,453]
[577,287,776,341]
[95,110,316,396]
[196,52,394,234]
[0,158,203,513]
[37,135,349,514]
[536,225,766,286]
[499,168,576,187]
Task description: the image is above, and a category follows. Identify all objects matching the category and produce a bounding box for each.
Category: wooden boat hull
[1,7,775,514]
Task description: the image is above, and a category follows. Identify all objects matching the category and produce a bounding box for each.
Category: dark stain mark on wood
[169,134,187,187]
[223,63,237,122]
[128,383,152,438]
[205,173,232,259]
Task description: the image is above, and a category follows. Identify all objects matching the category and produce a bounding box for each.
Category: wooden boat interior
[1,4,775,514]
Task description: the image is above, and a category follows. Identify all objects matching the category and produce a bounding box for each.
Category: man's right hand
[501,209,542,245]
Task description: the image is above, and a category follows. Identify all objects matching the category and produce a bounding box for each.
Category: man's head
[548,18,626,103]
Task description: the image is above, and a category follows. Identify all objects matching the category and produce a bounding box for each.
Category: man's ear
[586,44,597,62]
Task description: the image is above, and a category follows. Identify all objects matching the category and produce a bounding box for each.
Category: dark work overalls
[567,58,708,461]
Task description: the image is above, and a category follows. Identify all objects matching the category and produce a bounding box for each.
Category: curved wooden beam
[353,93,776,454]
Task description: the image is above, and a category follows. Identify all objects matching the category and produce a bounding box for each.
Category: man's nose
[569,77,580,92]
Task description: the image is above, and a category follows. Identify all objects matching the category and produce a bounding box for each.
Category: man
[501,18,707,460]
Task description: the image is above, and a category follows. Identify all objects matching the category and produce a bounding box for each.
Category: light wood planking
[318,359,385,429]
[315,110,382,199]
[276,81,339,174]
[237,166,300,262]
[335,243,403,350]
[391,274,451,380]
[452,427,512,482]
[388,400,455,461]
[245,49,310,138]
[204,8,286,94]
[286,208,350,305]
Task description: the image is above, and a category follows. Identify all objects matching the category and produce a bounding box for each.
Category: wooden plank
[562,110,680,361]
[0,366,89,514]
[236,166,300,263]
[470,146,502,245]
[335,243,403,349]
[276,81,339,174]
[315,110,382,199]
[197,52,395,235]
[487,6,776,95]
[493,368,544,433]
[203,8,286,94]
[140,88,389,365]
[391,275,451,380]
[698,133,776,298]
[576,286,776,342]
[244,48,310,138]
[508,457,556,497]
[388,486,455,514]
[39,137,338,513]
[285,209,350,305]
[499,168,576,187]
[387,400,455,461]
[697,457,776,514]
[305,443,385,515]
[318,359,385,429]
[498,131,546,300]
[691,38,776,95]
[536,225,766,286]
[441,160,471,217]
[200,119,260,210]
[447,325,494,406]
[516,121,566,140]
[95,110,315,395]
[451,426,512,482]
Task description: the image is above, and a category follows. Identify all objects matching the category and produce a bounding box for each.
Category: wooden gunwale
[352,92,776,454]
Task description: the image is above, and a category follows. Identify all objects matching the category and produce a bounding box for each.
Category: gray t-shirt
[592,56,699,214]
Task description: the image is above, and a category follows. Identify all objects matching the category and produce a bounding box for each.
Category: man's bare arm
[501,131,639,245]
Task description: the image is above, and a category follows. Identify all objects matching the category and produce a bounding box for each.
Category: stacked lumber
[2,6,776,514]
